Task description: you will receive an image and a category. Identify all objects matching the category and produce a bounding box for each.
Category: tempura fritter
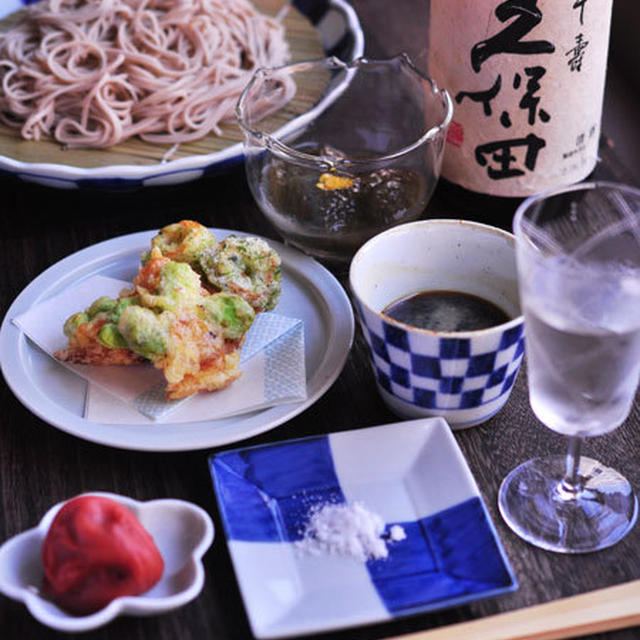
[54,221,279,400]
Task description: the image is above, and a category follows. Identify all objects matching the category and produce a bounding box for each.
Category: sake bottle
[428,0,613,222]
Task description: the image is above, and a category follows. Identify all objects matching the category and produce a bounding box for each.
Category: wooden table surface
[1,2,640,639]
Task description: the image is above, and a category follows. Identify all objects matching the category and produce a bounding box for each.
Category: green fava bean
[110,296,140,323]
[118,306,168,360]
[63,312,89,339]
[97,323,128,349]
[201,293,255,340]
[87,296,117,318]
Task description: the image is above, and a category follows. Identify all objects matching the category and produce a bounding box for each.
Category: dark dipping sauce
[383,290,510,332]
[260,143,429,259]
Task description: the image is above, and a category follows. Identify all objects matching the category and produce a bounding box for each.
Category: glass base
[498,456,638,553]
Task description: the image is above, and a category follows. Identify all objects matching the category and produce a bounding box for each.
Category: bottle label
[428,0,613,197]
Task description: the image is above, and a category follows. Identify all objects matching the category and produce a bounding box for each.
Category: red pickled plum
[41,496,164,615]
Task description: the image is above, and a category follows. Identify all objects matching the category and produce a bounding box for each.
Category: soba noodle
[0,0,293,148]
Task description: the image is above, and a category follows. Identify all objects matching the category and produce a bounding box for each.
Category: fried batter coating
[142,220,217,266]
[144,222,282,313]
[54,293,144,365]
[54,344,144,366]
[135,247,206,312]
[159,310,243,400]
[56,233,259,400]
[165,352,241,400]
[199,235,282,312]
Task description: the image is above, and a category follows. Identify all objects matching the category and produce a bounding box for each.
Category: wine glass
[498,181,640,553]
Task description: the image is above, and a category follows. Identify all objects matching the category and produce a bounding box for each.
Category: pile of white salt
[295,501,406,562]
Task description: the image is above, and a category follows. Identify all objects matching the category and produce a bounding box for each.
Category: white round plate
[0,229,354,451]
[0,0,363,189]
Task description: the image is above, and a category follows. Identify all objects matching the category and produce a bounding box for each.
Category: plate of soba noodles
[0,0,363,188]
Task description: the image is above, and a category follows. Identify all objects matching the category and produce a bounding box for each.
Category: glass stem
[559,436,583,498]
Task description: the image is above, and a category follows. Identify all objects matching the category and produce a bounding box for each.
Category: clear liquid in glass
[524,273,640,436]
[525,309,640,436]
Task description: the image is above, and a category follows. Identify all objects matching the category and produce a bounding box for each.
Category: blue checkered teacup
[349,219,524,429]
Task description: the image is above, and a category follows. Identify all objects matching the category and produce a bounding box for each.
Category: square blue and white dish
[209,418,517,638]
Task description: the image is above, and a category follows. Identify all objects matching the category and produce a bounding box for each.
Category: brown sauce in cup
[383,290,510,332]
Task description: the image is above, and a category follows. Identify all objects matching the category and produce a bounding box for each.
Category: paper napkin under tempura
[13,275,306,423]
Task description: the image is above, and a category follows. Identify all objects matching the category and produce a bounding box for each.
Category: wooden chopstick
[385,579,640,640]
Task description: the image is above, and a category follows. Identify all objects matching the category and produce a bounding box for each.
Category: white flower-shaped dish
[0,492,214,632]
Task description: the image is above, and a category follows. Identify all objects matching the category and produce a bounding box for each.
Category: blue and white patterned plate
[0,0,363,188]
[210,418,517,638]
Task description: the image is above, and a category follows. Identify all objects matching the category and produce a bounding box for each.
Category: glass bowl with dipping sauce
[236,55,453,265]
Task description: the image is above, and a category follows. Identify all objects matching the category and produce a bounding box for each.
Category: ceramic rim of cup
[349,219,524,339]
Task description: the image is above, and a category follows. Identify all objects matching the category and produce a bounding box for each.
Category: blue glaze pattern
[370,499,512,613]
[356,298,525,414]
[213,437,344,542]
[210,429,517,624]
